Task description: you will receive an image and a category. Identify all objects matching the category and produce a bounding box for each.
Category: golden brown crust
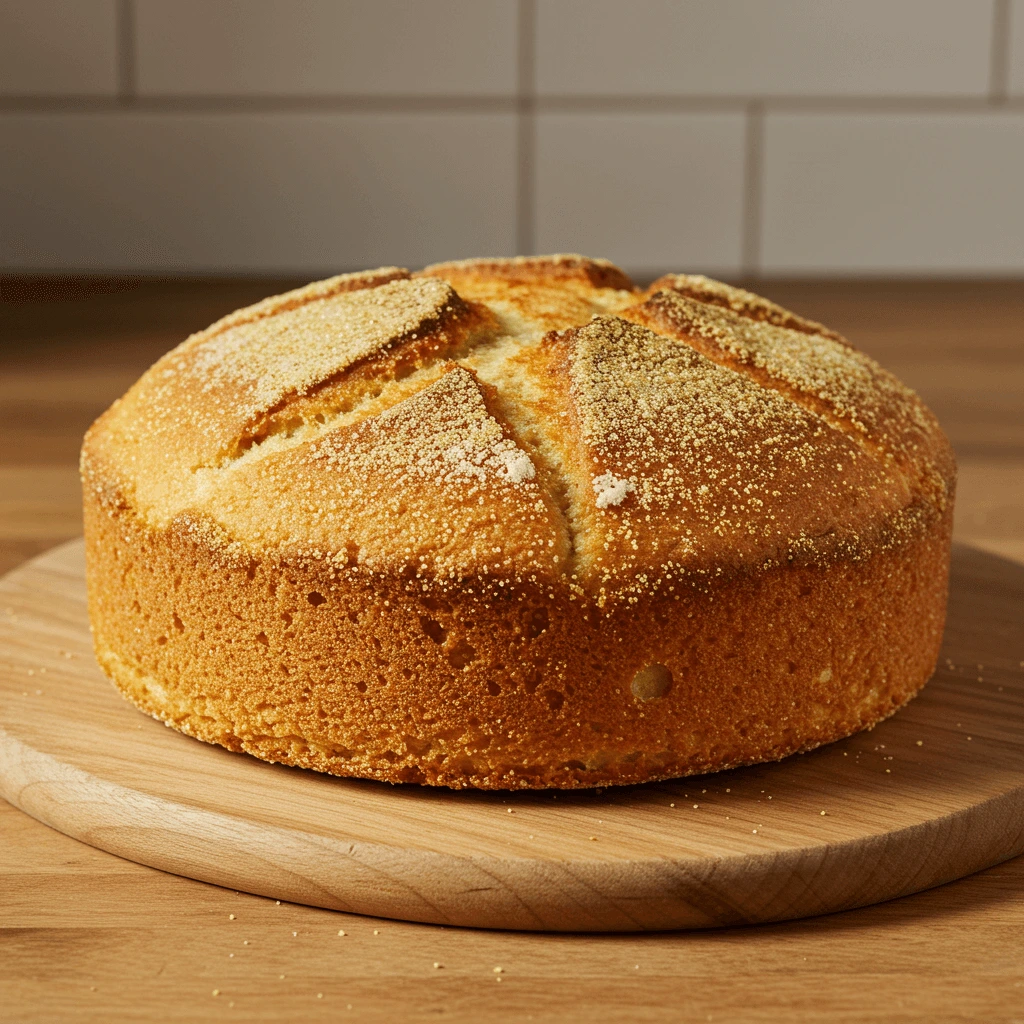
[645,273,848,343]
[82,256,956,789]
[423,253,635,292]
[622,289,956,507]
[418,254,639,336]
[539,316,920,593]
[83,274,499,524]
[199,267,411,338]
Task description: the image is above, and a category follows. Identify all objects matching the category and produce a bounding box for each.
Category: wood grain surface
[1,277,1022,1021]
[2,539,1023,934]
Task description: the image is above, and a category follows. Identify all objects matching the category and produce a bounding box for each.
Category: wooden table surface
[1,277,1022,1023]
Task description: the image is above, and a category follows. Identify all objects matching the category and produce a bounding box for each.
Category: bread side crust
[84,488,951,790]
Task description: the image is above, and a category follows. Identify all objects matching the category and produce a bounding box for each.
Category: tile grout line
[990,0,1012,103]
[0,96,519,114]
[516,0,536,257]
[533,95,1024,113]
[3,96,1024,116]
[116,0,136,105]
[741,102,764,277]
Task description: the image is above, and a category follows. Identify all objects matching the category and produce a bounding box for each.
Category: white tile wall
[0,114,517,272]
[535,0,993,98]
[761,113,1024,274]
[534,114,746,276]
[1,0,1022,276]
[134,0,518,97]
[0,0,117,96]
[1010,0,1024,96]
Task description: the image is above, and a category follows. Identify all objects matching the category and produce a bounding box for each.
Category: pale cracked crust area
[82,255,956,789]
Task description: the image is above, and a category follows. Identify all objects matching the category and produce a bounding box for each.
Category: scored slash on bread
[82,255,955,789]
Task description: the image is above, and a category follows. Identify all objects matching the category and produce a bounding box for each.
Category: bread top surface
[82,255,954,600]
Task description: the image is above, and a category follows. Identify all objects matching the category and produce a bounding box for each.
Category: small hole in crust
[172,612,185,633]
[419,615,447,644]
[404,734,432,756]
[543,689,564,712]
[447,640,477,670]
[355,681,367,693]
[307,591,326,607]
[526,606,549,639]
[631,664,672,701]
[486,680,501,696]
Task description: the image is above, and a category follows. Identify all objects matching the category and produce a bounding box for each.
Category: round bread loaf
[82,255,955,789]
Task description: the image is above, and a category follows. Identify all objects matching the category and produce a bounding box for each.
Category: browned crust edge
[420,254,636,292]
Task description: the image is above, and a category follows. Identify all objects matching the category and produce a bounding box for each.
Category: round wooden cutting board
[1,541,1022,932]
